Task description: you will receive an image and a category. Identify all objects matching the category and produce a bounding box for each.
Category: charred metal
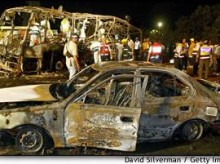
[0,61,219,155]
[0,6,142,76]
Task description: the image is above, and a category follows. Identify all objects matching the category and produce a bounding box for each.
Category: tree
[174,4,220,43]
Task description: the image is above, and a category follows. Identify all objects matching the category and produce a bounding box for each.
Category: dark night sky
[0,0,219,29]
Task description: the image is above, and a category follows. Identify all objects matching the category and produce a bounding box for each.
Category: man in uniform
[63,33,81,80]
[147,40,164,63]
[198,40,212,79]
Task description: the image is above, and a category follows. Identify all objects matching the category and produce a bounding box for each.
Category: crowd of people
[62,32,220,80]
[3,11,219,80]
[27,16,167,80]
[174,38,220,79]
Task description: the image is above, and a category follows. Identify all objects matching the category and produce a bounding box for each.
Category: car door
[138,70,195,141]
[64,75,141,151]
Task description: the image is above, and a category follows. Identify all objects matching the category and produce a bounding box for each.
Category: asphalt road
[1,133,220,155]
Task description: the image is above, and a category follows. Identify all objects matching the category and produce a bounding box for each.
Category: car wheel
[15,127,44,154]
[181,120,203,141]
[55,60,64,71]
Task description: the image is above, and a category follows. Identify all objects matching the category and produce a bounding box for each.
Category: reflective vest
[150,43,162,55]
[90,41,100,52]
[61,18,70,33]
[100,43,110,56]
[123,45,132,53]
[188,42,195,58]
[192,43,200,56]
[122,44,132,60]
[174,43,185,58]
[29,24,40,35]
[200,44,211,59]
[142,41,150,51]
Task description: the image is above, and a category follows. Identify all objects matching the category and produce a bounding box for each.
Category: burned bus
[0,6,142,75]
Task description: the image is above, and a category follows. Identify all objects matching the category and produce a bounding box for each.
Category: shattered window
[67,65,99,89]
[107,77,134,107]
[141,71,190,97]
[82,69,135,91]
[14,12,30,26]
[50,18,62,34]
[79,76,135,107]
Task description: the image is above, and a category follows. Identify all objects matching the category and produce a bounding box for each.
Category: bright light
[158,22,163,28]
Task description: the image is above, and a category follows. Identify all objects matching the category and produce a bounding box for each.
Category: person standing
[127,36,134,60]
[99,38,112,62]
[116,39,124,61]
[141,38,151,61]
[63,33,81,80]
[121,38,133,61]
[174,42,185,70]
[192,40,201,76]
[60,18,71,41]
[213,43,220,74]
[198,40,212,79]
[90,40,101,64]
[188,38,195,65]
[40,18,51,43]
[134,37,141,61]
[29,18,40,46]
[147,40,164,63]
[188,38,198,76]
[182,38,189,70]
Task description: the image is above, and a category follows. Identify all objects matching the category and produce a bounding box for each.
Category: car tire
[181,120,203,142]
[15,127,45,155]
[55,60,64,71]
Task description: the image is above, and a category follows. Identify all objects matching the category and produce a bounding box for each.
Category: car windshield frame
[66,65,100,85]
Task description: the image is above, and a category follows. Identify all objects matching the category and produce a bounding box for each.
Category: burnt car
[195,78,220,134]
[0,62,219,154]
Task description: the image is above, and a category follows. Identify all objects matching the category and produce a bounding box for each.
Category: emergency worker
[61,18,71,40]
[188,38,199,75]
[121,38,133,61]
[29,18,40,46]
[63,33,81,80]
[174,42,185,70]
[134,37,141,61]
[90,40,101,64]
[99,38,112,61]
[141,38,151,61]
[147,41,163,63]
[198,40,212,79]
[188,38,195,64]
[40,18,51,43]
[127,36,134,59]
[214,43,220,73]
[192,40,201,75]
[182,38,189,70]
[116,39,123,61]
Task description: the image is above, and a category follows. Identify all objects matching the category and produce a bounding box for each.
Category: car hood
[196,78,220,94]
[0,84,57,103]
